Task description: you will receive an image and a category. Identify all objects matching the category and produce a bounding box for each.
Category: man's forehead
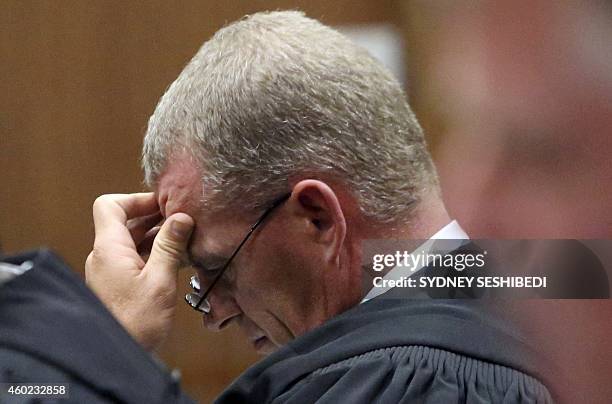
[154,153,248,264]
[155,155,203,219]
[157,166,225,267]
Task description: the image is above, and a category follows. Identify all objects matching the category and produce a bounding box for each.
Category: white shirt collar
[360,220,469,303]
[0,260,33,287]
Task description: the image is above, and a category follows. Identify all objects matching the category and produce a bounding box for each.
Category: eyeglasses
[185,193,291,314]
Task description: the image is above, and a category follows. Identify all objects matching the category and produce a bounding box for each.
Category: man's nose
[201,289,241,331]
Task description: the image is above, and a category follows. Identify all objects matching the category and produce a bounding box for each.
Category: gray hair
[142,10,438,223]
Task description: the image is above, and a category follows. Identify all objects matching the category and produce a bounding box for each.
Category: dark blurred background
[2,1,611,402]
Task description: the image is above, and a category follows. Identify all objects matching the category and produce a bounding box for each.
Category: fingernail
[171,219,193,239]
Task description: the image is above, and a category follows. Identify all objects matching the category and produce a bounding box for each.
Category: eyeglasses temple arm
[194,193,291,309]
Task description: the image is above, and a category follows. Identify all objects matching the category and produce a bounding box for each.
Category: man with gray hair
[86,11,555,403]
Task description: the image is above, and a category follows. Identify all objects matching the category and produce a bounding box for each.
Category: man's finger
[93,193,159,237]
[144,213,195,284]
[137,226,161,257]
[128,212,163,244]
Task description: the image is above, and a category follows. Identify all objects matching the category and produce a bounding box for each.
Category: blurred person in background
[406,1,612,402]
[86,11,556,404]
[426,0,612,237]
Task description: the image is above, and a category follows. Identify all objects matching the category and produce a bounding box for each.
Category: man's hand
[85,193,194,351]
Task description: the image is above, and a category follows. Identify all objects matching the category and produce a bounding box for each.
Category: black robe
[217,299,558,403]
[216,242,561,403]
[0,249,195,403]
[1,249,560,403]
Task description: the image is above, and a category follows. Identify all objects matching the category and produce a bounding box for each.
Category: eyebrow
[187,249,228,271]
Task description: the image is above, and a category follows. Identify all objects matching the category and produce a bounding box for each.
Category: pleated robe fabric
[217,298,557,403]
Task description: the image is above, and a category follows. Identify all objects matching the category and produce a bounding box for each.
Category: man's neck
[351,192,453,300]
[367,192,451,241]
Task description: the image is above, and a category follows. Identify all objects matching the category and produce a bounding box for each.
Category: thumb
[145,213,194,282]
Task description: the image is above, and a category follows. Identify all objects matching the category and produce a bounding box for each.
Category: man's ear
[290,180,347,263]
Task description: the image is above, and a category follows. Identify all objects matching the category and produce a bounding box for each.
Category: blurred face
[156,155,359,355]
[429,0,612,238]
